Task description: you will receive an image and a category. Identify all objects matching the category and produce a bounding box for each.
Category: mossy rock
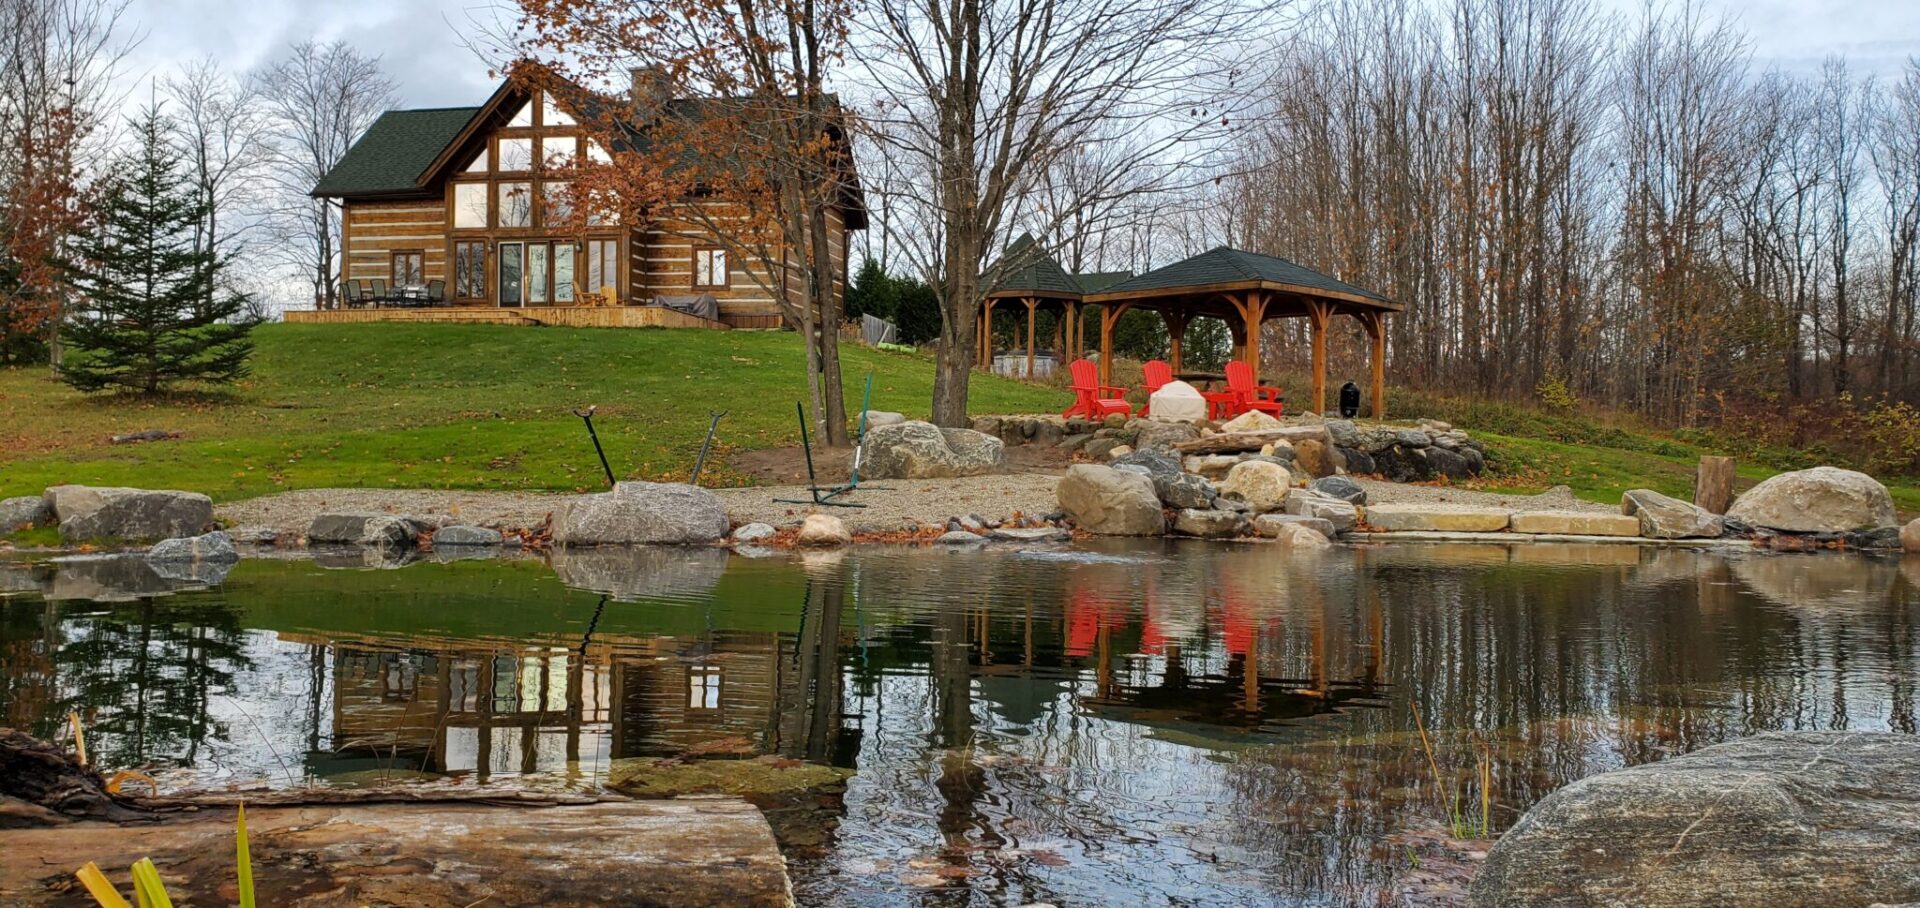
[607,756,852,799]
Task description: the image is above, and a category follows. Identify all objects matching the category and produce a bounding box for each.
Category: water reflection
[3,544,1919,906]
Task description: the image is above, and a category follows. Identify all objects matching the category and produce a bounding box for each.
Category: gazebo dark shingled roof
[984,235,1088,298]
[1096,246,1394,306]
[310,107,481,198]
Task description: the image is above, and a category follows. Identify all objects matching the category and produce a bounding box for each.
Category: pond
[3,541,1917,906]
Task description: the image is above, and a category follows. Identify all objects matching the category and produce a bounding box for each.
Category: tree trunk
[931,231,982,428]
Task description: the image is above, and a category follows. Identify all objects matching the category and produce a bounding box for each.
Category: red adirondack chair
[1205,360,1285,419]
[1062,358,1134,420]
[1140,359,1173,417]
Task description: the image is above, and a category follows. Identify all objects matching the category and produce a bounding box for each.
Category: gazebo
[1079,247,1402,418]
[977,235,1131,378]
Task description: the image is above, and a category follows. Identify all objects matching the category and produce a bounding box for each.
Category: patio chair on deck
[369,278,388,304]
[426,279,447,305]
[339,282,361,309]
[1061,358,1133,421]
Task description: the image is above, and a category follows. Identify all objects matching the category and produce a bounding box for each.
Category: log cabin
[300,69,865,330]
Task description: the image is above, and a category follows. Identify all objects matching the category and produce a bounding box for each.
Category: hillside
[0,324,1066,501]
[6,323,1916,513]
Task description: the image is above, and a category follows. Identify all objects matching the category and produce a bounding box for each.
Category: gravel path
[214,472,1609,538]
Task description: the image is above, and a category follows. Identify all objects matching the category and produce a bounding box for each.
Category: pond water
[4,541,1918,906]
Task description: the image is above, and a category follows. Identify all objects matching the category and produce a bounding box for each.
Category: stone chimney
[629,65,672,110]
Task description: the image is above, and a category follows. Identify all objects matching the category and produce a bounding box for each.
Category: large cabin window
[498,182,532,228]
[391,250,424,287]
[454,241,486,299]
[506,99,534,128]
[542,181,573,227]
[554,245,575,302]
[453,183,488,229]
[693,247,728,288]
[541,92,575,126]
[498,138,534,172]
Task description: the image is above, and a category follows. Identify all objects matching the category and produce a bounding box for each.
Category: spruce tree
[59,106,258,394]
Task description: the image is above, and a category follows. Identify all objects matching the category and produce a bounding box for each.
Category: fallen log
[108,429,182,445]
[0,728,152,828]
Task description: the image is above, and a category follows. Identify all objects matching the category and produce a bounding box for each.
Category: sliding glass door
[497,242,524,308]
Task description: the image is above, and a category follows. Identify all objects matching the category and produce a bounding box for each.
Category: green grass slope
[0,323,1067,501]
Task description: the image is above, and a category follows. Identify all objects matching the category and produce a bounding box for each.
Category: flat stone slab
[0,798,788,907]
[1362,504,1511,532]
[1509,510,1641,537]
[1349,530,1753,548]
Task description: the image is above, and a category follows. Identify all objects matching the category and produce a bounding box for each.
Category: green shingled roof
[311,107,480,197]
[1099,246,1391,303]
[983,235,1135,296]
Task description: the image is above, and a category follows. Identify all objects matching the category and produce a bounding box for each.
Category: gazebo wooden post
[1065,301,1078,360]
[1023,297,1039,378]
[980,298,995,367]
[1161,310,1190,371]
[1362,311,1387,419]
[1231,292,1269,376]
[1305,298,1332,416]
[1098,303,1131,386]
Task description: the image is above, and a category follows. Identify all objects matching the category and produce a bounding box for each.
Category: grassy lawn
[0,323,1066,501]
[6,322,1915,512]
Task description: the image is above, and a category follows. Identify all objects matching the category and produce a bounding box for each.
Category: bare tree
[255,41,395,310]
[855,0,1263,426]
[163,57,273,306]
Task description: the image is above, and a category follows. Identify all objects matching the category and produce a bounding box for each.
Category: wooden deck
[284,305,730,330]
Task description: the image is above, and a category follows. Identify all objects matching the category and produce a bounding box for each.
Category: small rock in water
[146,531,239,563]
[1309,475,1368,505]
[732,522,778,543]
[1172,508,1248,538]
[988,526,1071,542]
[433,525,503,546]
[1904,518,1920,553]
[225,526,282,546]
[1253,513,1336,540]
[1269,521,1331,549]
[935,530,988,545]
[796,514,852,547]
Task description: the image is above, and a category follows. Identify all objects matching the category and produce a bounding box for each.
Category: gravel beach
[214,471,1608,538]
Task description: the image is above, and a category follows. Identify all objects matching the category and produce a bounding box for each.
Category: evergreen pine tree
[59,105,258,394]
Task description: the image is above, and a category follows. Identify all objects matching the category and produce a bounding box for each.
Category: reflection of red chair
[1205,361,1285,420]
[1061,358,1133,421]
[1067,589,1127,657]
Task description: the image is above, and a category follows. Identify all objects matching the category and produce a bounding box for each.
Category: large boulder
[1055,465,1165,536]
[1285,489,1359,533]
[1726,466,1897,533]
[1220,410,1284,433]
[795,513,852,547]
[863,421,1005,479]
[1904,518,1920,554]
[1132,418,1201,450]
[1146,382,1207,423]
[43,485,214,542]
[1470,732,1920,908]
[1292,438,1337,479]
[1172,508,1248,538]
[555,482,730,546]
[1155,473,1217,510]
[1111,447,1183,482]
[308,513,429,548]
[1217,460,1292,513]
[1622,489,1725,539]
[145,531,238,564]
[2,496,53,532]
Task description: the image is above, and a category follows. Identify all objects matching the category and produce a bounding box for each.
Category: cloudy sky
[117,0,1918,114]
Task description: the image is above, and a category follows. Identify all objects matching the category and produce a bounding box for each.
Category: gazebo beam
[980,299,995,367]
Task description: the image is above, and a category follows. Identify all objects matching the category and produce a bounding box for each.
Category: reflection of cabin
[307,626,844,778]
[300,69,865,330]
